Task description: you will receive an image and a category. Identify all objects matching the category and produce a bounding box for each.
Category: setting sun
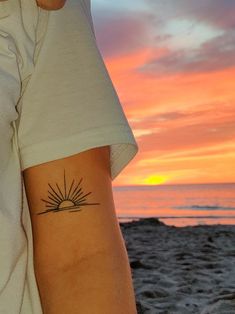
[143,175,168,185]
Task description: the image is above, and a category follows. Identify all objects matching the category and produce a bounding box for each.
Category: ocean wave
[174,205,235,210]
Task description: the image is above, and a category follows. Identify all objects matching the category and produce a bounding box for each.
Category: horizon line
[113,182,235,188]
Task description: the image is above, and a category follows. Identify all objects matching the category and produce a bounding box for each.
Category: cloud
[176,0,235,30]
[145,0,235,30]
[137,30,235,76]
[93,0,235,73]
[132,111,186,129]
[131,102,235,154]
[93,11,156,58]
[137,119,235,154]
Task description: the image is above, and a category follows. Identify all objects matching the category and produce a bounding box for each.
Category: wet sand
[120,217,235,314]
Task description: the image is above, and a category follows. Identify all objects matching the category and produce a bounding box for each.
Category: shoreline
[118,216,235,228]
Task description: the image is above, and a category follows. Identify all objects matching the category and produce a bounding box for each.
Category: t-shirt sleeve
[0,29,21,174]
[16,0,138,181]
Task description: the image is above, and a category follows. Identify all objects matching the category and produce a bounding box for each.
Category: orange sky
[93,0,235,186]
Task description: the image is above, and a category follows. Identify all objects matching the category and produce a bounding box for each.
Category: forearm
[35,240,137,314]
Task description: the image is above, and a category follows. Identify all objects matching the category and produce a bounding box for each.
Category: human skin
[36,0,67,10]
[23,146,138,313]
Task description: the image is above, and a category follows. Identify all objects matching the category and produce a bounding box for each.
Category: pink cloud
[132,102,235,155]
[94,13,154,58]
[145,0,235,30]
[138,31,235,77]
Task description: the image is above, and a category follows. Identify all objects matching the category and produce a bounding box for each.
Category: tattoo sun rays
[37,169,100,215]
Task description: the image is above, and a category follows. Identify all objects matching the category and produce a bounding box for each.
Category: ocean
[113,183,235,227]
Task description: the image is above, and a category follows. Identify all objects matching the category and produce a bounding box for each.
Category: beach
[120,218,235,314]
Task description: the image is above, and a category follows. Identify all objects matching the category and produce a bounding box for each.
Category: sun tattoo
[37,169,100,215]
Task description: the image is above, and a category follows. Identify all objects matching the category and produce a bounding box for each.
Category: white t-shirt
[0,0,138,312]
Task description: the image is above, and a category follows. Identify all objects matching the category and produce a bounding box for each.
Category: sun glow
[143,174,168,185]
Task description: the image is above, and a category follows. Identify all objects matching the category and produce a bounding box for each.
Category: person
[0,0,138,313]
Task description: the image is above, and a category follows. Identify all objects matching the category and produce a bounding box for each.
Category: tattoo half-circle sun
[37,169,100,215]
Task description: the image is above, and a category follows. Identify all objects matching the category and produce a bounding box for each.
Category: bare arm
[36,0,67,10]
[23,146,137,314]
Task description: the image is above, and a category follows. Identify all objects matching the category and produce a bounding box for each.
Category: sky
[91,0,235,186]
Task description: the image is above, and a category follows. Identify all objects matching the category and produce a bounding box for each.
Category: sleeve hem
[19,124,138,181]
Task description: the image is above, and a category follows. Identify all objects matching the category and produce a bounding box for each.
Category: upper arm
[23,145,124,273]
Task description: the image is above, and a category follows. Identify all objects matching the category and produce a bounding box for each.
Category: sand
[119,218,235,314]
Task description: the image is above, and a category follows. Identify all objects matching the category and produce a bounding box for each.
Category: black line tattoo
[67,178,75,199]
[37,169,100,215]
[70,178,83,199]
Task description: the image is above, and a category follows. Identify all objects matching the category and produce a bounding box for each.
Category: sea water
[113,183,235,227]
